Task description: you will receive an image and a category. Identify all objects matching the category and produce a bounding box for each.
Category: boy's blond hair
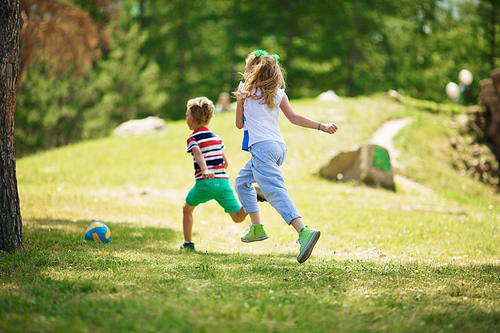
[234,51,286,110]
[187,97,215,125]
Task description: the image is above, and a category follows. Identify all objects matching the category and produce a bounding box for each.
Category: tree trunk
[139,0,146,30]
[490,3,497,70]
[347,0,358,97]
[0,0,23,252]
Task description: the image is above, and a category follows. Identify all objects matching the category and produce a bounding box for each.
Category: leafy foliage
[18,0,109,85]
[83,23,167,138]
[14,0,500,155]
[15,67,93,154]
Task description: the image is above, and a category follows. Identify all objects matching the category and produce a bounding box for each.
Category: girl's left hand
[321,123,339,134]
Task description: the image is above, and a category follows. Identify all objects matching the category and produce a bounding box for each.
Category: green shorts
[185,178,241,214]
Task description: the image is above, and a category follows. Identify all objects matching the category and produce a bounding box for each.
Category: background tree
[478,0,499,70]
[82,23,167,138]
[137,0,237,118]
[18,0,110,89]
[12,0,500,156]
[1,0,23,252]
[15,0,119,155]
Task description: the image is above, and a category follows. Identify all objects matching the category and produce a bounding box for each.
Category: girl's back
[238,81,285,147]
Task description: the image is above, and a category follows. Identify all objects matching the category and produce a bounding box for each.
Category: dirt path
[370,117,433,194]
[370,117,412,169]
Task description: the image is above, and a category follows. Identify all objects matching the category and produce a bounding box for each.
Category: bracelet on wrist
[318,122,322,130]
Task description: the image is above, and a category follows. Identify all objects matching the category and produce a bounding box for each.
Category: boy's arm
[235,98,244,129]
[191,146,215,179]
[280,94,339,134]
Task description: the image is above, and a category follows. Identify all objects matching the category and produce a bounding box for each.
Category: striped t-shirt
[186,127,228,180]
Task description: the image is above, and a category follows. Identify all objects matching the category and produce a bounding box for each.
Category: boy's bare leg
[229,206,247,223]
[182,202,195,242]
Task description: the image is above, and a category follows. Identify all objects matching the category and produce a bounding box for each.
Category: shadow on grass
[2,217,300,269]
[0,217,307,302]
[21,218,177,251]
[1,219,500,332]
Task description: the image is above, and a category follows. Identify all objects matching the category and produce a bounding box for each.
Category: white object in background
[446,82,460,101]
[458,69,473,86]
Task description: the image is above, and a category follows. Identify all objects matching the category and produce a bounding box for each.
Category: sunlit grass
[2,95,500,332]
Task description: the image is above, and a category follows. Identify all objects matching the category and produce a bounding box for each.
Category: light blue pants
[235,140,301,225]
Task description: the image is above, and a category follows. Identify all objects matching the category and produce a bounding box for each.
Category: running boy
[181,97,247,250]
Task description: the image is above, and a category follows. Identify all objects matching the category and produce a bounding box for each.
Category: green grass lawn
[1,95,500,332]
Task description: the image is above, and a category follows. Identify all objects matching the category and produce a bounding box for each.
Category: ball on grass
[85,222,111,244]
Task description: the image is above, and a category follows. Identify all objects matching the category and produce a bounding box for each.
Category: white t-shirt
[238,81,286,147]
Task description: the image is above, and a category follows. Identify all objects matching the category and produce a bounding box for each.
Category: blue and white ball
[85,222,111,244]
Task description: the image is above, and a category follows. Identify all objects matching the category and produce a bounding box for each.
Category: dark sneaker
[255,186,267,202]
[179,242,195,251]
[297,226,320,263]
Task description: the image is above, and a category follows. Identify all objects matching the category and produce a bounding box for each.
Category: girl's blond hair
[234,51,286,110]
[187,97,214,125]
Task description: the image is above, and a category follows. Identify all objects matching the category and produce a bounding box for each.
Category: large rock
[113,116,167,137]
[319,144,395,190]
[317,90,341,102]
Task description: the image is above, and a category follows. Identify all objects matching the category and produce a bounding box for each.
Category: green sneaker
[241,223,269,243]
[179,242,195,251]
[297,226,321,263]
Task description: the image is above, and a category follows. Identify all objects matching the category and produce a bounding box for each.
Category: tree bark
[347,0,358,97]
[490,3,497,70]
[0,0,24,252]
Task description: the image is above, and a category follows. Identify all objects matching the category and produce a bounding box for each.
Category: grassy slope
[1,95,499,332]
